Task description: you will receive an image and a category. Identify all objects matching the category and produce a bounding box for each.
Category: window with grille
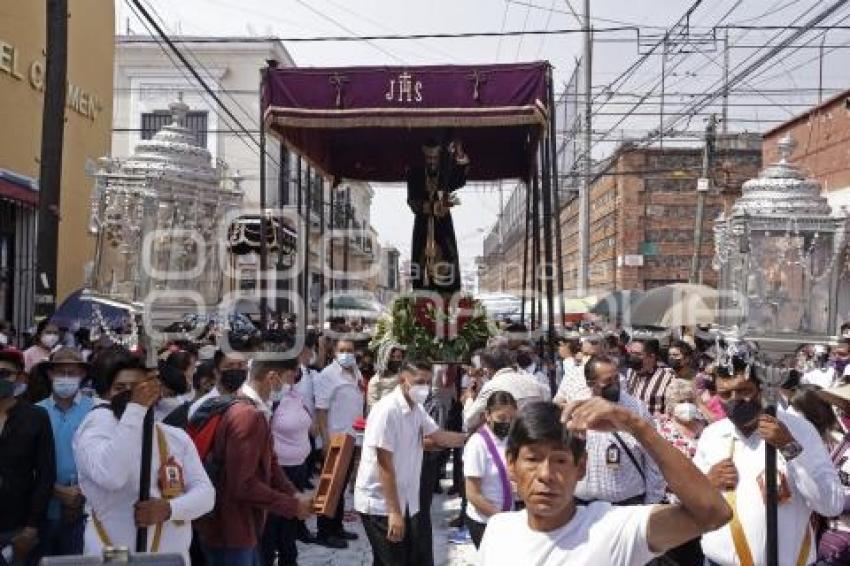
[141,110,208,147]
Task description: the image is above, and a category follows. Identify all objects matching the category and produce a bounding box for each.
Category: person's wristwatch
[779,440,803,461]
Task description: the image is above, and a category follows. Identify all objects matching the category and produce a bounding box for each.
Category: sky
[117,0,850,270]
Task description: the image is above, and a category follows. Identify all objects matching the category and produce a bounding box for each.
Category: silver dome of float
[86,95,243,333]
[714,132,850,352]
[731,133,833,218]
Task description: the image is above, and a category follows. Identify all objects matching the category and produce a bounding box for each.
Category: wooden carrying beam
[313,433,355,517]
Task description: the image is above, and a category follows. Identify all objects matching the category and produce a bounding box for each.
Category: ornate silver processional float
[86,96,243,345]
[712,132,850,566]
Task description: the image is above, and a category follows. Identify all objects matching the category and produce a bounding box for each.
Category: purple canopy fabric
[262,62,550,182]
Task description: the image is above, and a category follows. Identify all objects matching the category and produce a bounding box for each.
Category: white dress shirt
[354,386,439,517]
[239,382,272,421]
[188,386,220,420]
[314,360,364,435]
[574,391,666,504]
[73,403,215,564]
[695,410,844,566]
[463,368,549,431]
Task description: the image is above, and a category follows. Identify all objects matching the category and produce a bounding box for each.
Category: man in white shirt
[802,344,840,389]
[354,361,467,565]
[313,339,364,547]
[569,356,666,505]
[517,345,552,400]
[479,399,732,566]
[694,357,844,565]
[463,346,549,431]
[187,351,248,419]
[74,352,215,564]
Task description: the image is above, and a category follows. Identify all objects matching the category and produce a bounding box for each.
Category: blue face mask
[52,376,81,399]
[337,352,356,368]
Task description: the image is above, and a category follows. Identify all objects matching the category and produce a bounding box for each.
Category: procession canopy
[262,62,550,182]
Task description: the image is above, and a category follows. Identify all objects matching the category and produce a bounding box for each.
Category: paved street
[298,480,479,566]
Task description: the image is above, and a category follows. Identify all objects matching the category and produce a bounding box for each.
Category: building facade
[762,88,850,210]
[0,2,114,333]
[476,136,762,296]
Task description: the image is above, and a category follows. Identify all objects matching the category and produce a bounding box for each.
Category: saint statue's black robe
[407,156,468,294]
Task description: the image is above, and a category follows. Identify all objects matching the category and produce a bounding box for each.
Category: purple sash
[478,426,513,512]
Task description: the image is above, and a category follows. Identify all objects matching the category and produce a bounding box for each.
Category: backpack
[186,395,242,485]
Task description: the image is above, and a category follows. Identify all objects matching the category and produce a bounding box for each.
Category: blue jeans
[202,545,260,566]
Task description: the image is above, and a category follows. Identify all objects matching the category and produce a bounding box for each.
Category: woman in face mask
[462,391,518,548]
[366,342,406,413]
[815,383,850,564]
[654,378,707,565]
[667,340,695,381]
[23,322,61,374]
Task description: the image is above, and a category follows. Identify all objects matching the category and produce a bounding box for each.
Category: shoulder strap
[612,431,646,487]
[477,427,513,512]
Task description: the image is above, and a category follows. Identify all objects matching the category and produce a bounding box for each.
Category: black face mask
[626,356,644,370]
[516,353,533,369]
[598,383,620,403]
[668,359,684,371]
[110,389,133,419]
[220,369,248,393]
[722,398,762,431]
[491,421,512,439]
[386,360,402,374]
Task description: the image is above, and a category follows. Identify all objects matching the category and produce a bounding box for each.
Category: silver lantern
[87,96,242,331]
[713,133,850,352]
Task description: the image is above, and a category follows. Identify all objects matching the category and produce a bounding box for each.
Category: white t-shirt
[802,367,838,389]
[463,428,510,524]
[479,503,657,566]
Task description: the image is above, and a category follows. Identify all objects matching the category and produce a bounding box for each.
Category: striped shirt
[624,365,675,417]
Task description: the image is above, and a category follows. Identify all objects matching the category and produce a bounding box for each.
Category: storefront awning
[0,170,38,207]
[262,62,550,182]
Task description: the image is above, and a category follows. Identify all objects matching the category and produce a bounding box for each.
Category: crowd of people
[1,317,850,565]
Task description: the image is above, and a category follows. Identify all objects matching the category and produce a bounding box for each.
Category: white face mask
[0,333,8,347]
[41,333,59,348]
[673,402,702,422]
[308,352,317,366]
[52,375,81,399]
[408,384,430,405]
[337,352,356,368]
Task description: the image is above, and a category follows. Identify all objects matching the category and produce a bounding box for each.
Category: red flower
[413,297,438,335]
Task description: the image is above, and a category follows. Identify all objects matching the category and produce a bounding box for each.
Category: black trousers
[261,462,310,566]
[317,458,353,538]
[417,455,444,566]
[360,512,428,566]
[466,517,487,549]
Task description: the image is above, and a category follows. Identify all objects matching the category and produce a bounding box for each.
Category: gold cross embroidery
[467,70,488,101]
[329,73,349,108]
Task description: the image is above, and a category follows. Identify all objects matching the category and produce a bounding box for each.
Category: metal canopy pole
[296,156,303,304]
[258,66,270,330]
[303,172,313,331]
[540,80,557,353]
[521,182,531,326]
[549,77,565,331]
[532,168,541,331]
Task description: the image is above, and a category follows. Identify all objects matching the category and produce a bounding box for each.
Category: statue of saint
[406,139,469,294]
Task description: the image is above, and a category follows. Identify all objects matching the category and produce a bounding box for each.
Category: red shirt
[197,401,297,548]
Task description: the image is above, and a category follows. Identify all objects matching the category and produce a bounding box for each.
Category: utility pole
[659,36,667,149]
[722,28,729,134]
[690,114,716,284]
[35,0,69,320]
[578,0,592,296]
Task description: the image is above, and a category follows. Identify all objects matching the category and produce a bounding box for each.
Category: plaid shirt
[624,364,676,416]
[573,391,666,504]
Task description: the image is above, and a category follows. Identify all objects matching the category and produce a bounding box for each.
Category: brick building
[762,88,850,209]
[558,137,762,293]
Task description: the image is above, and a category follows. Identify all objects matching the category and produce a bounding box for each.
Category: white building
[112,35,294,207]
[112,36,393,321]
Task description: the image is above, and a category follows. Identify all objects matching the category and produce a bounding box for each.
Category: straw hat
[42,347,89,371]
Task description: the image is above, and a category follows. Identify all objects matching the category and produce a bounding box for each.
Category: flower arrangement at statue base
[370,294,495,363]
